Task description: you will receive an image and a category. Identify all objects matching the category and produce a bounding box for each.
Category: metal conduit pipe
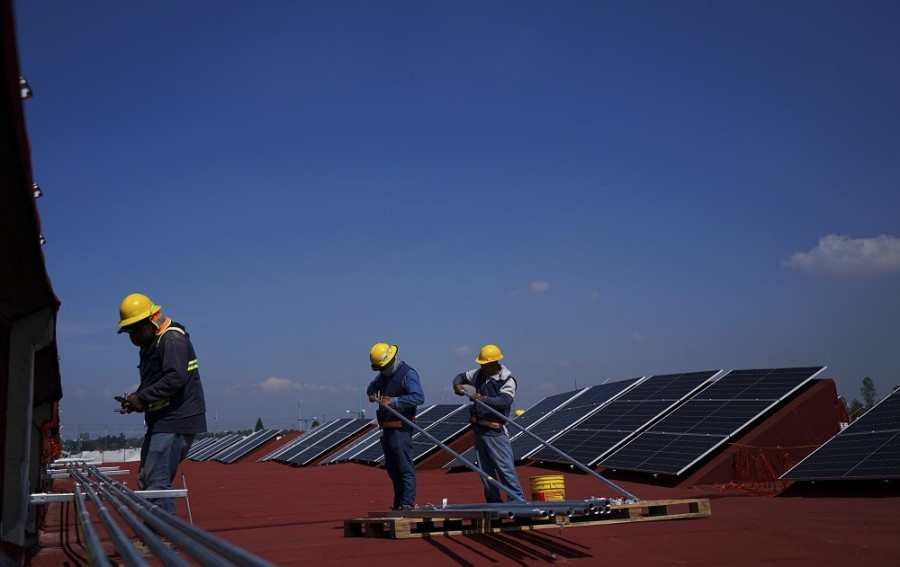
[376,401,528,503]
[72,486,113,566]
[69,464,276,567]
[463,390,640,502]
[69,466,182,566]
[92,476,256,567]
[79,485,151,566]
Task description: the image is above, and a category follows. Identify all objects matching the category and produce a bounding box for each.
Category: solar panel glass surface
[600,366,824,475]
[531,371,716,465]
[511,379,639,459]
[781,390,900,480]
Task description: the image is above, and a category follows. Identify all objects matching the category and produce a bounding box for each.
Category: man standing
[452,344,525,503]
[366,343,425,511]
[117,293,207,515]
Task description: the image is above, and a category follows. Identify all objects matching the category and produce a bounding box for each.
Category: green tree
[859,377,878,409]
[255,418,264,431]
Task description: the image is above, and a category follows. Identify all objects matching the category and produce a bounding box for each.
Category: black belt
[470,416,502,429]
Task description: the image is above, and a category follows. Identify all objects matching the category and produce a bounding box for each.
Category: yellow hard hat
[118,293,161,329]
[475,344,503,365]
[369,343,398,370]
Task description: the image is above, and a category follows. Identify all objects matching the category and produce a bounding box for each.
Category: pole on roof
[376,401,527,503]
[462,389,640,501]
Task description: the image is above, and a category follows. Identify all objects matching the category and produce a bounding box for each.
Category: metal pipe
[376,401,528,503]
[71,463,276,567]
[72,486,116,566]
[182,473,194,525]
[464,390,640,501]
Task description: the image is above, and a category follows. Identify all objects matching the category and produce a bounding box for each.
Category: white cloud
[530,281,550,294]
[224,377,356,395]
[631,332,647,342]
[259,377,298,391]
[454,346,472,357]
[590,290,602,302]
[784,234,900,276]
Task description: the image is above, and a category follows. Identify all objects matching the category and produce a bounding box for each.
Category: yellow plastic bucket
[529,475,565,502]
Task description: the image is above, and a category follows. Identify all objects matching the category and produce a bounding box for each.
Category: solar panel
[600,366,825,476]
[321,427,384,464]
[268,419,351,463]
[443,388,585,469]
[188,433,242,461]
[213,429,282,464]
[512,379,641,460]
[283,418,373,466]
[782,389,900,480]
[410,405,470,462]
[185,436,217,458]
[532,371,717,466]
[351,405,460,465]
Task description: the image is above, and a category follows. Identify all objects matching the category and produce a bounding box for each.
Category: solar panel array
[532,371,718,466]
[283,418,373,466]
[321,427,383,464]
[259,419,349,462]
[351,404,465,465]
[323,405,446,464]
[213,429,282,464]
[511,379,641,460]
[188,433,241,461]
[186,436,217,458]
[782,389,900,481]
[410,405,470,462]
[600,367,825,476]
[443,388,585,469]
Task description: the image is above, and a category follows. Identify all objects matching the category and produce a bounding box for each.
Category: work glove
[454,384,466,396]
[379,395,392,406]
[368,393,377,403]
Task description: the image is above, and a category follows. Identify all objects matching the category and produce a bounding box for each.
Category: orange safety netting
[717,444,798,497]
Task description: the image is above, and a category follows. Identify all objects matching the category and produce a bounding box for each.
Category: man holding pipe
[452,344,526,503]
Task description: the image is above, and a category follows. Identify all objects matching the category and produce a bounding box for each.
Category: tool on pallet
[457,385,640,502]
[374,396,528,503]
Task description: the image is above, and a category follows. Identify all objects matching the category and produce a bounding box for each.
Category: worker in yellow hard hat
[365,343,425,511]
[452,344,525,502]
[116,293,207,528]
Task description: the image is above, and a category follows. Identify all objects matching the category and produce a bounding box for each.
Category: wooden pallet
[344,498,711,539]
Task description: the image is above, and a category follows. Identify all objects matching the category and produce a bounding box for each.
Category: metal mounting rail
[463,389,640,502]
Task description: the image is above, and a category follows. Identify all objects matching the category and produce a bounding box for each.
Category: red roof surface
[30,450,900,566]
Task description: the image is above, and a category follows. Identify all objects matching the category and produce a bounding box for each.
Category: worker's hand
[454,384,466,396]
[379,395,392,406]
[368,393,377,403]
[125,393,145,413]
[470,393,482,400]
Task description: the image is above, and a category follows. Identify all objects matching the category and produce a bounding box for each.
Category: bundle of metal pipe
[65,463,275,567]
[413,497,612,520]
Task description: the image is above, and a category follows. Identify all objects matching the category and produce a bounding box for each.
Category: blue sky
[14,1,900,438]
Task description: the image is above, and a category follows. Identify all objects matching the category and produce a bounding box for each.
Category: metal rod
[72,485,120,566]
[182,473,194,525]
[463,389,640,501]
[69,463,276,567]
[375,400,527,503]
